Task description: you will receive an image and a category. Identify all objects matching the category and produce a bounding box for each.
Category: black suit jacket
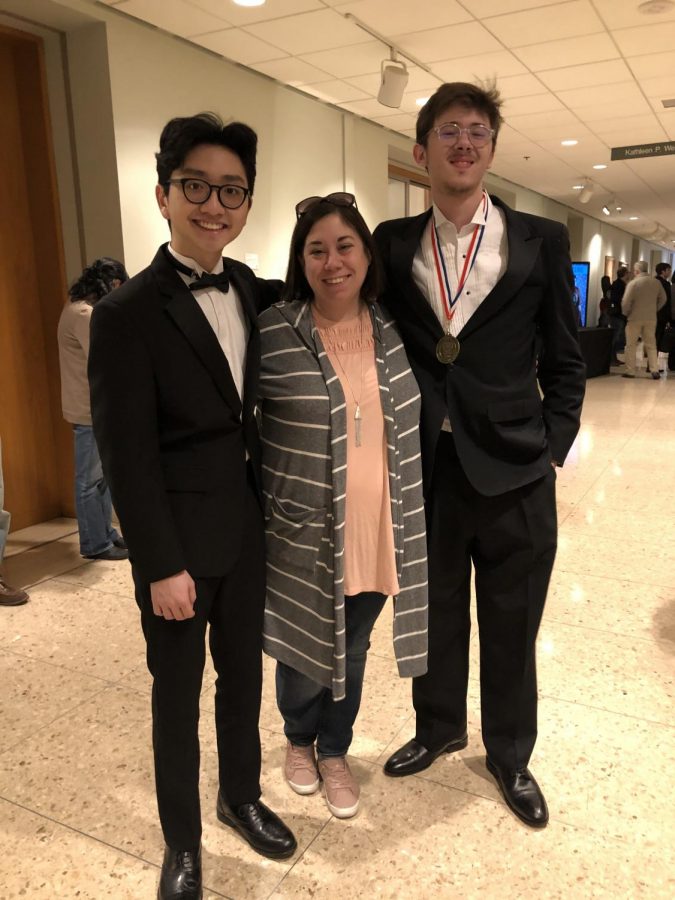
[373,197,586,497]
[89,245,277,584]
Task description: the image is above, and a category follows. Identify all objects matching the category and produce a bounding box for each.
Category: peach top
[316,311,399,598]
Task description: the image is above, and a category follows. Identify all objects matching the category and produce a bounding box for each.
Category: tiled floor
[1,372,674,899]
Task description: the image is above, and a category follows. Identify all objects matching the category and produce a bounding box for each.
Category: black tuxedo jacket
[373,197,586,497]
[89,245,277,584]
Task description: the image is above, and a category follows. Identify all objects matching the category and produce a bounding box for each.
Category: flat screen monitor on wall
[571,261,589,328]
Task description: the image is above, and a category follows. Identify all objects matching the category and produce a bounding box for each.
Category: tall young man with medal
[374,83,585,828]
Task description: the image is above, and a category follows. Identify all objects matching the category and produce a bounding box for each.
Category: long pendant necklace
[329,309,365,447]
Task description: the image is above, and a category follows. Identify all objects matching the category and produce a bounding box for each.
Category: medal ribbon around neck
[431,190,490,330]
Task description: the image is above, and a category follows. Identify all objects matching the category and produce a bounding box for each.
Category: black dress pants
[414,432,557,770]
[133,479,266,850]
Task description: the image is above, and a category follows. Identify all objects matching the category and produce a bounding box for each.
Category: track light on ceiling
[377,51,409,109]
[343,12,436,110]
[578,180,594,204]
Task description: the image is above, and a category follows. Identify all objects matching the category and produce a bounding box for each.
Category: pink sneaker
[318,756,360,818]
[285,741,319,795]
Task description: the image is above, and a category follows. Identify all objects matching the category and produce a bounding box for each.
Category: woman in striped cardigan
[258,194,428,819]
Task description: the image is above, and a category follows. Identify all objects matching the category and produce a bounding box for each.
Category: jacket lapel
[457,197,542,342]
[389,211,444,344]
[151,247,243,416]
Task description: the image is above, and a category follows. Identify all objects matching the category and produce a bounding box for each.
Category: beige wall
[2,0,672,289]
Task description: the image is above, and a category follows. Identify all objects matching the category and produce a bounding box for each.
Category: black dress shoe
[384,734,468,777]
[84,545,129,561]
[157,845,202,899]
[216,794,297,859]
[486,757,549,828]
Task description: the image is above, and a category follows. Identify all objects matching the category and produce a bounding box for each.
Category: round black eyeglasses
[295,192,357,220]
[167,178,251,209]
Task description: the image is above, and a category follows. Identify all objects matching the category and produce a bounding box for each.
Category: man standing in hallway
[374,82,586,828]
[655,263,673,372]
[0,438,29,606]
[89,114,295,900]
[621,261,666,379]
[609,266,629,366]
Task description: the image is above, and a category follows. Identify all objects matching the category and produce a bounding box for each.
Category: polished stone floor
[1,372,674,899]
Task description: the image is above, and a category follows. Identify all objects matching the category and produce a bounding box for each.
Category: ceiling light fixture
[561,139,578,146]
[593,164,607,170]
[615,206,622,212]
[578,180,594,204]
[602,206,611,216]
[232,0,266,7]
[629,216,639,220]
[416,97,430,107]
[342,13,436,109]
[377,52,409,108]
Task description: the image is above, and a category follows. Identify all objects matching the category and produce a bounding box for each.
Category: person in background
[598,275,611,327]
[57,258,130,562]
[374,81,586,829]
[655,263,673,372]
[258,194,428,820]
[89,113,295,900]
[0,437,29,606]
[609,267,629,366]
[621,261,666,379]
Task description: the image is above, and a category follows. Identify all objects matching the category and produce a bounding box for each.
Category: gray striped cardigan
[258,299,428,700]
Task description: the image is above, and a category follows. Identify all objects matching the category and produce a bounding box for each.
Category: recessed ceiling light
[232,0,266,7]
[415,97,429,107]
[561,139,578,146]
[602,206,611,216]
[572,184,585,189]
[629,216,639,220]
[593,164,607,170]
[615,206,622,212]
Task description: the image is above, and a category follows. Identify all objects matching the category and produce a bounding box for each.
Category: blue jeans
[73,425,120,556]
[276,591,387,758]
[0,437,9,562]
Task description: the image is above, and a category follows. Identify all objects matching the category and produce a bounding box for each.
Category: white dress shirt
[168,244,249,404]
[412,194,508,430]
[412,194,508,335]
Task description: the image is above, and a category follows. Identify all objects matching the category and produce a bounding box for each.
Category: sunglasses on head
[295,192,357,220]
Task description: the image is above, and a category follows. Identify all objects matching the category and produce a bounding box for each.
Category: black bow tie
[164,247,230,293]
[188,271,230,292]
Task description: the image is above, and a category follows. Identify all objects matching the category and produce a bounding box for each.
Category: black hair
[283,201,383,304]
[155,113,257,195]
[655,262,671,276]
[68,257,128,304]
[416,81,503,147]
[616,266,628,279]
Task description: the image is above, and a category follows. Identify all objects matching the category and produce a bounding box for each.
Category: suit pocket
[265,497,327,576]
[485,397,546,463]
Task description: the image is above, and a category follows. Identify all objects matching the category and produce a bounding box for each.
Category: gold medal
[436,333,460,364]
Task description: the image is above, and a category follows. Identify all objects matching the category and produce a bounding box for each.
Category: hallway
[1,373,673,899]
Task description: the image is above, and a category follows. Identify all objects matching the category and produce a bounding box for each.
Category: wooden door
[0,26,73,530]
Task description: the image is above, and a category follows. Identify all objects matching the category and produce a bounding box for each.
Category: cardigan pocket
[265,497,327,576]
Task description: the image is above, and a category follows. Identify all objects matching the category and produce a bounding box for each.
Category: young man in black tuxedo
[374,83,586,828]
[89,114,295,900]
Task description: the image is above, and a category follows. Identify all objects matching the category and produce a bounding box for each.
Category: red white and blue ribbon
[431,190,490,327]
